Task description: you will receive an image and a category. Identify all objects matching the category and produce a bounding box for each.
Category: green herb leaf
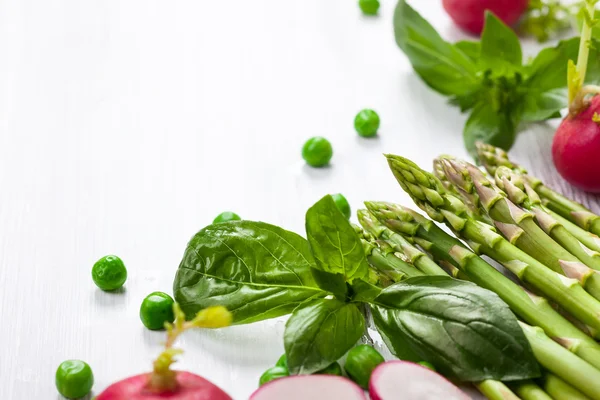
[372,276,540,382]
[284,299,365,375]
[350,279,382,303]
[173,221,326,324]
[463,102,518,157]
[393,0,478,96]
[306,195,369,282]
[480,12,523,70]
[454,41,481,62]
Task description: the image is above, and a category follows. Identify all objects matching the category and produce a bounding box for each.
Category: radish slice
[250,375,367,400]
[369,361,469,400]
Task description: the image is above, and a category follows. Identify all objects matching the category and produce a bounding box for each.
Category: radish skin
[442,0,528,35]
[553,95,600,192]
[369,361,469,400]
[96,371,232,400]
[250,375,367,400]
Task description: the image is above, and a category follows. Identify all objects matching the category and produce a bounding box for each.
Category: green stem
[366,201,600,369]
[510,380,554,400]
[541,372,592,400]
[546,208,600,254]
[476,380,520,400]
[367,246,424,282]
[572,1,597,104]
[520,322,600,400]
[358,209,447,276]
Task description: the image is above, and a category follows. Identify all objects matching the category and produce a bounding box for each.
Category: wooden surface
[0,0,597,399]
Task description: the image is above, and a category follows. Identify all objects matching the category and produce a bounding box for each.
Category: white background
[0,0,597,399]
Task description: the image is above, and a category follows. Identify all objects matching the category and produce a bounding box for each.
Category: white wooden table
[0,0,596,398]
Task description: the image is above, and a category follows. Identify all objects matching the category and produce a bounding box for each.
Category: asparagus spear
[475,142,600,235]
[440,157,600,301]
[360,235,424,282]
[360,208,595,399]
[357,209,447,276]
[364,201,600,367]
[520,322,600,399]
[383,154,600,336]
[476,380,520,400]
[356,231,531,400]
[509,381,554,400]
[541,372,592,400]
[494,166,600,257]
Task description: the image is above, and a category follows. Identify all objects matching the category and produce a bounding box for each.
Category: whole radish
[552,1,600,192]
[442,0,529,35]
[96,305,233,400]
[553,95,600,192]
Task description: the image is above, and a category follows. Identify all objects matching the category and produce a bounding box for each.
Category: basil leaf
[521,89,565,122]
[522,38,600,122]
[311,268,348,300]
[454,41,480,63]
[373,276,540,382]
[284,298,365,375]
[306,195,369,282]
[173,221,326,324]
[480,12,522,70]
[350,279,382,303]
[393,0,478,96]
[463,102,518,157]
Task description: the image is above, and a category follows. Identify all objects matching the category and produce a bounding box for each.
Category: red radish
[96,305,233,400]
[250,375,367,400]
[552,1,600,192]
[369,361,469,400]
[442,0,529,35]
[553,94,600,192]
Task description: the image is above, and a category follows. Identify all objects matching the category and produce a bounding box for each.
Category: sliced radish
[250,375,367,400]
[369,361,469,400]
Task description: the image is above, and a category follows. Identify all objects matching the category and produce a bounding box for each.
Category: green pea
[55,360,94,399]
[276,354,288,369]
[358,0,380,16]
[259,366,289,386]
[418,361,436,371]
[331,193,351,219]
[213,211,241,224]
[317,361,343,376]
[91,255,127,291]
[140,291,175,330]
[344,345,385,389]
[354,109,380,137]
[302,137,333,167]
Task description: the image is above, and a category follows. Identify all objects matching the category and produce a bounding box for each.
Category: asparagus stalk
[494,166,600,258]
[476,380,520,400]
[357,209,447,276]
[475,142,600,235]
[359,233,523,400]
[520,322,600,400]
[441,158,600,301]
[361,236,424,282]
[364,201,600,368]
[541,372,592,400]
[383,154,600,337]
[509,381,554,400]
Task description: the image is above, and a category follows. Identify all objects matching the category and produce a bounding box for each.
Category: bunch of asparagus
[359,142,600,400]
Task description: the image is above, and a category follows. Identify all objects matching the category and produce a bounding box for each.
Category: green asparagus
[476,380,520,400]
[541,372,592,400]
[520,322,600,399]
[476,142,600,236]
[440,157,600,302]
[383,154,600,336]
[357,209,447,276]
[364,201,600,368]
[509,380,554,400]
